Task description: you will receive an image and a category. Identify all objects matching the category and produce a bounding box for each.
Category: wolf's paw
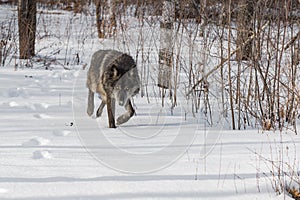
[87,107,94,116]
[116,114,131,125]
[87,110,93,116]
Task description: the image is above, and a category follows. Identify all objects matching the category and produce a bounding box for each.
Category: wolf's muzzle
[118,91,126,106]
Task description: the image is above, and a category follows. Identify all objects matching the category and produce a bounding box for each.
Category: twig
[284,31,300,50]
[186,21,270,97]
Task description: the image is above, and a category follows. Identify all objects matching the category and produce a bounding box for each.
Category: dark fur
[86,50,140,128]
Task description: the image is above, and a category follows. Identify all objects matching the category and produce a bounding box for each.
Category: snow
[1,62,299,200]
[0,3,299,200]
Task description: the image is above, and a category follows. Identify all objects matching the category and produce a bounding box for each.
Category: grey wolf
[86,50,140,128]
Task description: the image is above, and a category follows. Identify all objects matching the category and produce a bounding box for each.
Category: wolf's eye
[125,87,129,91]
[115,86,120,90]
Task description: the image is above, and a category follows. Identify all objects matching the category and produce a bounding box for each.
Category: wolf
[86,50,140,128]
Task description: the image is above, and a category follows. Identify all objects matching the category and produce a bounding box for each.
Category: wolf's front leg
[87,89,94,116]
[106,96,116,128]
[117,100,135,125]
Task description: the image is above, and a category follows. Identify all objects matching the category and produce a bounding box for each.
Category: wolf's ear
[112,65,119,77]
[129,68,137,77]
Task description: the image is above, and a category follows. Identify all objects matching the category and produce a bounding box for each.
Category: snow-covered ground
[0,4,299,200]
[2,67,299,200]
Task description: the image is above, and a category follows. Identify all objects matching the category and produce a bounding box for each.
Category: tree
[0,40,6,66]
[158,0,175,89]
[18,0,36,59]
[236,0,254,61]
[95,0,116,38]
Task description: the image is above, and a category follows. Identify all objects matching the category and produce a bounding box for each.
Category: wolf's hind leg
[96,101,106,117]
[87,89,94,116]
[117,100,135,125]
[97,99,115,118]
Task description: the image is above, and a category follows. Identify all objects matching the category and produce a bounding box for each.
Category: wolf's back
[86,50,137,93]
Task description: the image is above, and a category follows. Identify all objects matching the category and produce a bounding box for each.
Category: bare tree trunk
[158,0,174,90]
[236,0,254,129]
[95,0,116,39]
[18,0,36,59]
[228,0,235,130]
[107,0,116,36]
[237,0,253,61]
[0,40,4,66]
[96,0,105,38]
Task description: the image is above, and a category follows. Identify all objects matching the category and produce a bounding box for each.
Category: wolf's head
[113,68,140,106]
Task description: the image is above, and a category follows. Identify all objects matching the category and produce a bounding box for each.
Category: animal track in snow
[31,103,50,111]
[53,130,71,136]
[22,137,50,146]
[33,113,51,119]
[32,150,52,159]
[7,87,29,98]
